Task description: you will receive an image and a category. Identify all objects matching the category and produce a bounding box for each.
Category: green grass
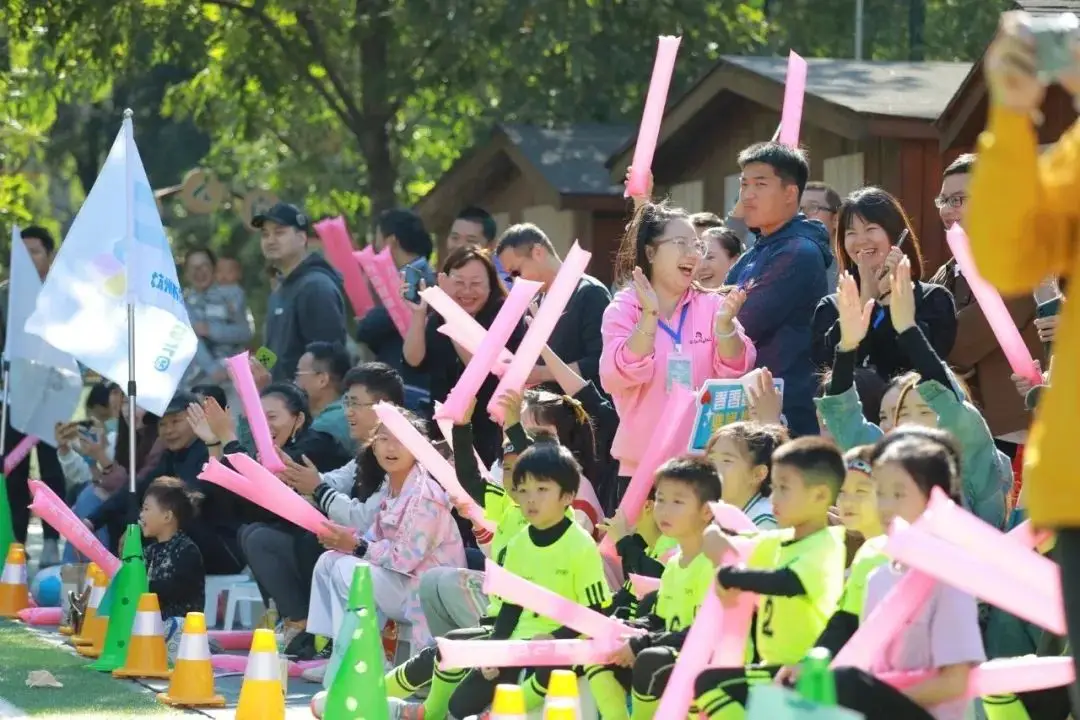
[0,620,189,717]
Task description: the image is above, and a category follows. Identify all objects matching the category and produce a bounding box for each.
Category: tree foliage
[2,0,1009,306]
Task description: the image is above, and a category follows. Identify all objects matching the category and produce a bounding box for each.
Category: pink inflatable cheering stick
[709,501,758,534]
[226,453,330,534]
[947,225,1041,385]
[488,243,591,424]
[629,573,660,599]
[437,637,623,670]
[433,402,491,482]
[421,286,513,374]
[4,435,37,475]
[224,351,285,473]
[654,546,755,720]
[198,456,324,536]
[374,248,413,337]
[885,518,1065,635]
[625,36,682,198]
[598,385,697,560]
[374,402,494,534]
[354,247,407,337]
[778,50,809,147]
[921,487,1060,603]
[314,217,374,319]
[834,517,1046,669]
[878,656,1074,698]
[28,480,120,578]
[437,279,541,424]
[482,560,640,642]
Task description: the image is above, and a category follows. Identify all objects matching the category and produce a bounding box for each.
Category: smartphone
[1036,296,1061,353]
[1028,13,1079,81]
[403,265,423,304]
[255,346,278,371]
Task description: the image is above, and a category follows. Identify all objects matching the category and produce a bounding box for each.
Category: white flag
[25,114,197,417]
[5,226,83,446]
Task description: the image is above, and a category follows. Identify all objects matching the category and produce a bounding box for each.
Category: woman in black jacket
[402,246,526,466]
[811,187,957,381]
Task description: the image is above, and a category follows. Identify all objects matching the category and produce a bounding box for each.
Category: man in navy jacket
[725,142,833,436]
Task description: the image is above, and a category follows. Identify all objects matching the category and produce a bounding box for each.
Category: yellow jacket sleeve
[966,104,1080,294]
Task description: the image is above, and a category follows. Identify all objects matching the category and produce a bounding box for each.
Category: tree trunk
[908,0,926,61]
[354,0,397,223]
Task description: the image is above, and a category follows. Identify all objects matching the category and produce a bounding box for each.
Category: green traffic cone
[89,524,148,672]
[796,647,837,706]
[0,474,14,576]
[323,564,390,720]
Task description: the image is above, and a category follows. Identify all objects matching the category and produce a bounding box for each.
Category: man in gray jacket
[255,203,347,381]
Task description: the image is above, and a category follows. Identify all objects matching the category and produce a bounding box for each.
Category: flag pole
[122,108,138,519]
[0,357,9,467]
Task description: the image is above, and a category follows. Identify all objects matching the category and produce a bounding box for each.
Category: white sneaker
[301,662,327,684]
[311,690,327,718]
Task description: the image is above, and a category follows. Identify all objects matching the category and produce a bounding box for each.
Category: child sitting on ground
[705,422,789,530]
[694,436,847,719]
[139,476,206,660]
[587,455,722,720]
[387,442,611,720]
[830,427,985,720]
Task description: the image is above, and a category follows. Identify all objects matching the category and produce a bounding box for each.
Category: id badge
[666,352,693,392]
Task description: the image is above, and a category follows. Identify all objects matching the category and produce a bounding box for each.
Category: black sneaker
[284,631,318,660]
[315,640,333,660]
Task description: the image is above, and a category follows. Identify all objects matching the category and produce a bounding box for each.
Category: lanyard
[658,304,690,352]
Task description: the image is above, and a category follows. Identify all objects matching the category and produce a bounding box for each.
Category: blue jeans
[62,484,110,564]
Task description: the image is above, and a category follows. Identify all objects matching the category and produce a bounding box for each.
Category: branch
[294,8,365,128]
[199,0,353,127]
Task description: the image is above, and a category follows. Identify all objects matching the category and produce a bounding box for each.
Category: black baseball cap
[252,202,310,232]
[163,390,201,417]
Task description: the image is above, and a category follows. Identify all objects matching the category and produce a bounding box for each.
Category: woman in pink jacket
[600,202,756,497]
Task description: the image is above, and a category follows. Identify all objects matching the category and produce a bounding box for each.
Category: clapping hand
[186,402,217,445]
[715,288,747,335]
[631,266,659,316]
[888,256,917,333]
[202,396,236,444]
[836,272,874,352]
[279,450,322,495]
[746,368,783,425]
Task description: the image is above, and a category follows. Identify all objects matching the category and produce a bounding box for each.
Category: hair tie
[564,396,588,425]
[846,458,872,475]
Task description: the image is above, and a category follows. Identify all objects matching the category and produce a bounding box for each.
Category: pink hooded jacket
[600,288,756,477]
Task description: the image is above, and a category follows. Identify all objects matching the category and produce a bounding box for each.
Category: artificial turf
[0,620,188,717]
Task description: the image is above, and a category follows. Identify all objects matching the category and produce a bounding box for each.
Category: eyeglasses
[934,193,967,210]
[657,236,708,256]
[801,202,837,215]
[342,397,376,410]
[447,275,489,293]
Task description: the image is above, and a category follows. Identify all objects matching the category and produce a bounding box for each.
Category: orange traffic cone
[73,567,108,653]
[113,593,171,679]
[158,612,225,708]
[235,628,285,720]
[0,543,29,617]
